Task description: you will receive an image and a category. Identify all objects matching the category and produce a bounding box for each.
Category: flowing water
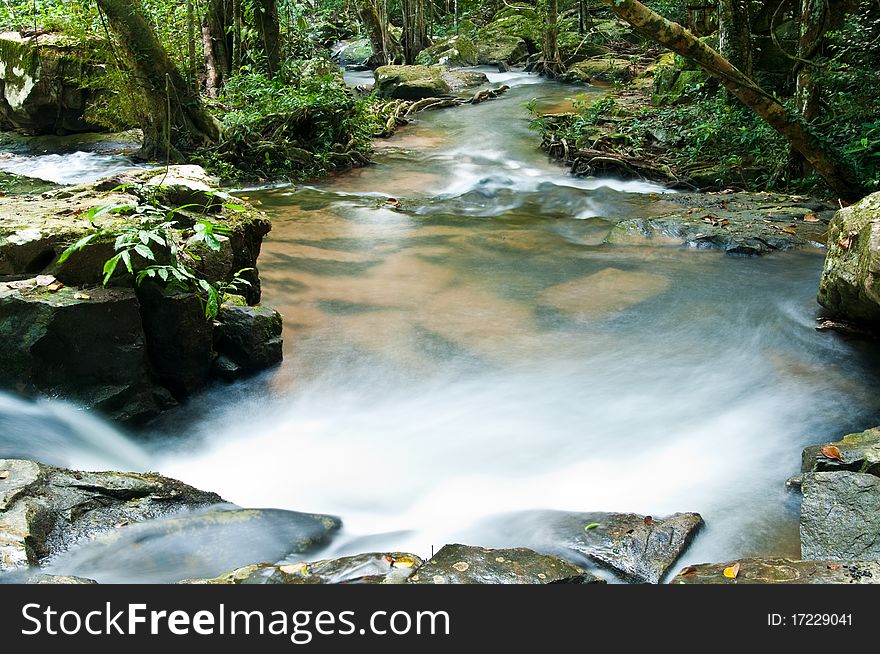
[4,70,880,581]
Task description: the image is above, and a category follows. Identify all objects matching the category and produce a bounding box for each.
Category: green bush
[200,61,375,181]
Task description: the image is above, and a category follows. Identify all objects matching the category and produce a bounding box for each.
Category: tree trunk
[253,0,281,75]
[598,0,866,202]
[186,0,198,92]
[232,0,243,70]
[204,0,232,95]
[795,0,824,122]
[543,0,564,76]
[94,0,220,161]
[358,0,390,67]
[401,0,428,64]
[718,0,752,77]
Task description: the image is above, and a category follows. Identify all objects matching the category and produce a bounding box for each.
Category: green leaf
[56,233,98,265]
[120,250,133,274]
[102,253,122,285]
[134,244,155,261]
[584,523,600,531]
[205,285,220,319]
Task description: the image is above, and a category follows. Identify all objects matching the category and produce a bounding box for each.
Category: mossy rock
[559,57,634,84]
[477,14,543,49]
[415,35,478,67]
[335,38,372,66]
[0,31,112,135]
[801,426,880,477]
[817,192,880,326]
[475,35,529,65]
[493,3,540,22]
[374,65,451,99]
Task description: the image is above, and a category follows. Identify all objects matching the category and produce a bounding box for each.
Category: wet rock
[560,58,635,84]
[817,192,880,326]
[0,282,174,422]
[375,65,451,100]
[334,38,372,67]
[27,574,98,584]
[408,544,603,584]
[47,507,342,584]
[215,302,283,377]
[416,35,479,67]
[801,426,880,476]
[183,552,422,585]
[0,458,222,571]
[136,283,214,398]
[441,69,489,93]
[0,170,57,196]
[800,471,880,560]
[0,32,112,135]
[476,35,529,66]
[672,558,880,584]
[606,192,833,256]
[483,510,704,583]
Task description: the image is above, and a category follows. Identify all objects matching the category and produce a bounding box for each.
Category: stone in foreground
[0,459,222,571]
[182,552,422,585]
[801,426,880,477]
[408,544,604,584]
[47,507,342,583]
[672,558,880,584]
[800,471,880,561]
[484,510,703,583]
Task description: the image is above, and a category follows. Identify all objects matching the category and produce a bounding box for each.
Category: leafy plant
[57,201,252,319]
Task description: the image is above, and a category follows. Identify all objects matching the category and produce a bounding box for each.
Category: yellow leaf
[723,562,741,579]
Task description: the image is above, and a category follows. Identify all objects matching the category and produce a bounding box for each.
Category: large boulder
[0,458,222,571]
[672,558,880,584]
[183,552,422,585]
[560,57,635,85]
[477,7,543,49]
[334,38,372,67]
[475,35,529,66]
[416,35,478,67]
[0,281,173,422]
[46,507,342,584]
[480,510,703,583]
[0,32,110,134]
[374,65,450,99]
[408,544,604,584]
[817,192,880,326]
[800,471,880,561]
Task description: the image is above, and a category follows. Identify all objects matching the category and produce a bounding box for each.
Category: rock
[0,32,111,134]
[215,302,283,376]
[375,65,451,100]
[476,35,529,66]
[0,170,57,196]
[416,35,478,67]
[0,281,174,422]
[183,552,422,585]
[478,8,544,49]
[441,68,489,93]
[0,458,222,571]
[48,507,342,584]
[801,427,880,476]
[408,544,603,584]
[560,57,635,84]
[817,192,880,326]
[605,191,833,255]
[800,471,880,560]
[334,38,372,67]
[136,283,214,398]
[672,558,880,584]
[27,574,98,584]
[482,510,703,583]
[374,65,487,100]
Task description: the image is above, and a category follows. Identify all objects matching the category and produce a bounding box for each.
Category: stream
[4,69,880,581]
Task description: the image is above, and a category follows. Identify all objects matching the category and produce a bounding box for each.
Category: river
[3,69,880,581]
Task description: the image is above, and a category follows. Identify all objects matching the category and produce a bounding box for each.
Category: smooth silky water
[3,70,880,581]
